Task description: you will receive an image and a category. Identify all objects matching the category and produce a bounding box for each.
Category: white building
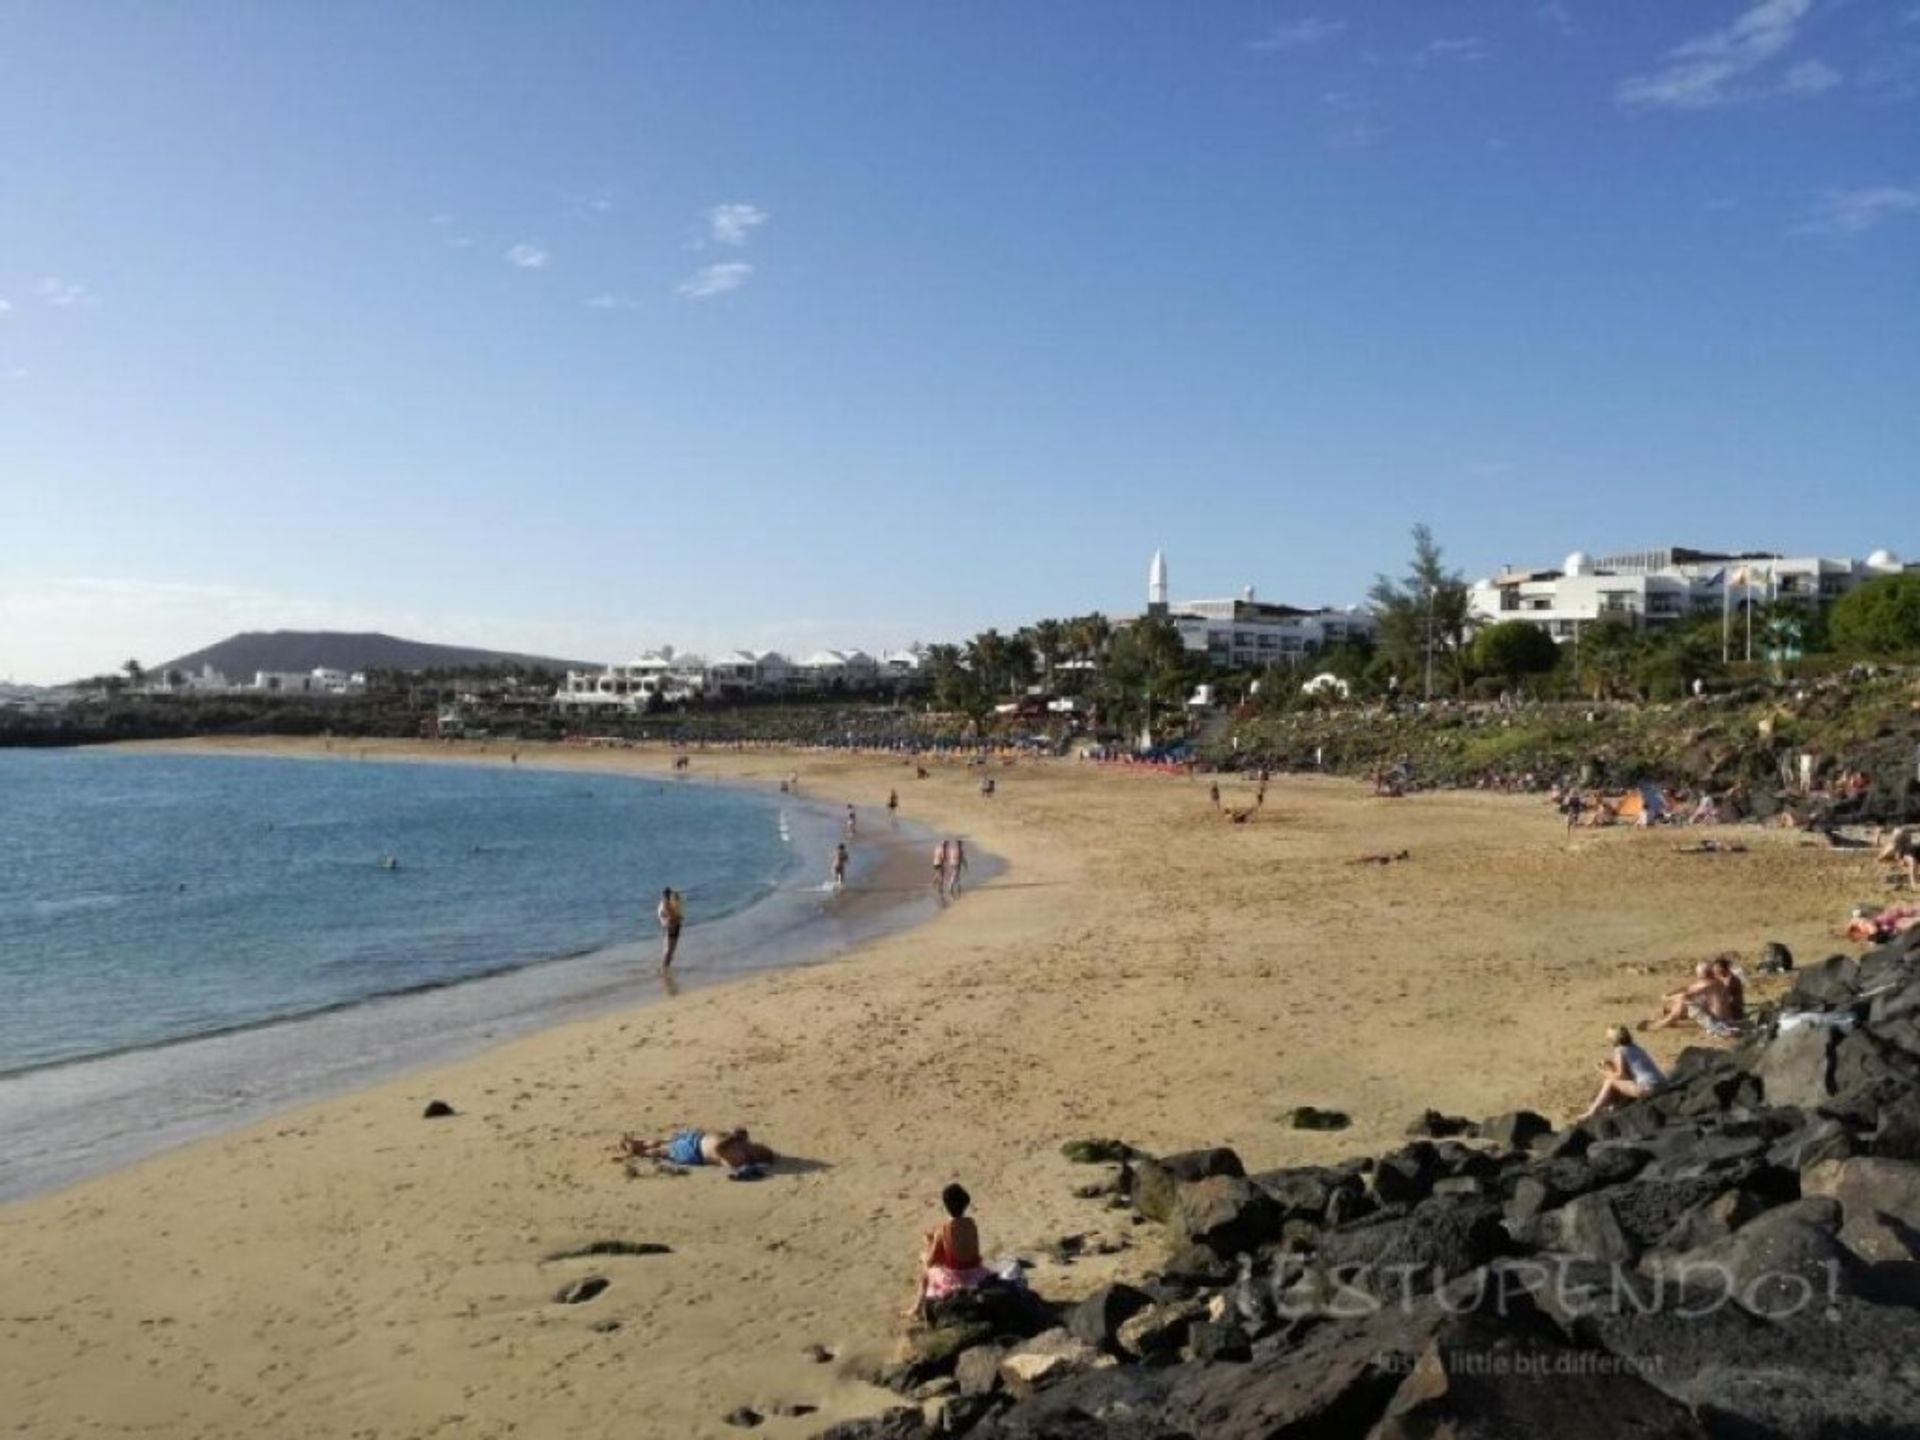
[556,642,923,709]
[793,649,880,690]
[1468,546,1912,642]
[555,651,705,709]
[1132,551,1377,670]
[246,668,366,695]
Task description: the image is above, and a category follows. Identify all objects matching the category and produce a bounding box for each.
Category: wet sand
[0,737,1877,1439]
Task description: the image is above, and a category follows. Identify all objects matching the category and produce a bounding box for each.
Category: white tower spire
[1148,549,1168,610]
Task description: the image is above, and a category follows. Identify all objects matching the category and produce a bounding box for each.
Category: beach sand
[0,738,1877,1439]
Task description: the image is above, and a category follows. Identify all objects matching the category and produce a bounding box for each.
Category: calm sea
[0,751,807,1076]
[0,750,943,1200]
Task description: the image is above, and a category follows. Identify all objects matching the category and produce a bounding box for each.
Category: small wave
[0,892,129,922]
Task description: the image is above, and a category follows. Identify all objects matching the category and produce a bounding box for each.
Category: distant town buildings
[137,665,368,696]
[1467,546,1912,642]
[1133,549,1378,670]
[553,647,927,710]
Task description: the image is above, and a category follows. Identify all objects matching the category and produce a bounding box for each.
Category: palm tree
[1029,618,1067,688]
[122,658,145,686]
[967,629,1013,698]
[1069,613,1113,665]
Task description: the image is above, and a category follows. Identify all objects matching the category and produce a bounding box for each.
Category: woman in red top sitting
[908,1183,992,1319]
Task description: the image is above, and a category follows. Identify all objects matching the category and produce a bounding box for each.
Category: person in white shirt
[1575,1024,1666,1123]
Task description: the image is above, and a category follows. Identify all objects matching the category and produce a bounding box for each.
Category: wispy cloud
[1794,185,1920,235]
[675,262,754,299]
[2,366,26,381]
[1536,2,1577,37]
[567,189,616,217]
[429,213,454,226]
[1617,0,1833,110]
[1248,18,1346,52]
[0,297,11,314]
[1860,44,1920,102]
[504,243,551,270]
[1781,58,1842,96]
[585,292,643,311]
[706,203,768,246]
[1320,90,1384,150]
[36,277,100,308]
[1417,36,1492,64]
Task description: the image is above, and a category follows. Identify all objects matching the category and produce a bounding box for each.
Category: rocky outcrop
[826,936,1920,1439]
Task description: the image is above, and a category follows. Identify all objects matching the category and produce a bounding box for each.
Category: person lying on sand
[1575,1025,1666,1123]
[1847,903,1920,944]
[907,1183,992,1320]
[1348,850,1412,865]
[616,1126,776,1178]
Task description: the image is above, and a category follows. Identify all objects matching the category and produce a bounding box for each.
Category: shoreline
[0,743,970,1203]
[0,740,1871,1439]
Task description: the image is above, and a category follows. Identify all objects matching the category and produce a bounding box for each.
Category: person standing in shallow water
[830,843,849,892]
[656,887,684,969]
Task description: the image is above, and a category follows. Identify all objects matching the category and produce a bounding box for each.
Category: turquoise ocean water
[0,750,804,1074]
[0,750,930,1199]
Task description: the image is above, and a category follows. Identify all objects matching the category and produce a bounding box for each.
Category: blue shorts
[665,1129,705,1166]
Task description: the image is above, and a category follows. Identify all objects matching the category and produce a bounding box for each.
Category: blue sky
[2,0,1916,680]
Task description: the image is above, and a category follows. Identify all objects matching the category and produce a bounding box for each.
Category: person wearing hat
[1574,1024,1666,1123]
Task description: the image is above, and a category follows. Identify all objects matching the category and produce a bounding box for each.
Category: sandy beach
[0,738,1880,1440]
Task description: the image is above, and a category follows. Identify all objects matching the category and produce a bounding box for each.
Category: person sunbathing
[616,1126,776,1177]
[1709,956,1746,1025]
[907,1183,993,1319]
[1646,962,1737,1032]
[1575,1025,1666,1123]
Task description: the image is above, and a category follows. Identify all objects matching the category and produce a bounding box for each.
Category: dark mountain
[159,631,597,678]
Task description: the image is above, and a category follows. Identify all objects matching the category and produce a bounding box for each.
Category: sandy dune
[0,739,1875,1439]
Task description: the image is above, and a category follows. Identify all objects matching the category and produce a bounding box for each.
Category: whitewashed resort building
[1132,550,1376,670]
[554,647,926,710]
[1467,546,1912,642]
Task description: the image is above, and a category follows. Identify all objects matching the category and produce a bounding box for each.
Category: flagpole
[1745,570,1754,664]
[1728,572,1743,668]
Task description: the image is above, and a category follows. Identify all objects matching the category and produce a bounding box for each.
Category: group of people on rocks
[1579,951,1752,1122]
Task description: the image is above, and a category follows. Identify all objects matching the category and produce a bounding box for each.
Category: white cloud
[675,261,754,299]
[1781,58,1842,96]
[1795,185,1920,235]
[586,292,643,311]
[504,242,551,270]
[36,277,100,308]
[1417,36,1492,64]
[706,203,768,246]
[1248,18,1346,52]
[1617,0,1823,109]
[2,366,26,381]
[1536,2,1577,36]
[429,213,454,226]
[0,297,12,313]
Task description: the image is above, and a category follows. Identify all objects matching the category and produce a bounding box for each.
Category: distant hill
[159,631,598,678]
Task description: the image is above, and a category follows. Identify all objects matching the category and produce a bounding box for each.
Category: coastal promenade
[0,739,1868,1439]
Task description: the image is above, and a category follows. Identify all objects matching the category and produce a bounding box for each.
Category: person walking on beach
[656,887,685,969]
[1209,781,1221,810]
[949,838,968,896]
[846,804,858,838]
[887,788,899,824]
[932,839,950,896]
[831,843,849,892]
